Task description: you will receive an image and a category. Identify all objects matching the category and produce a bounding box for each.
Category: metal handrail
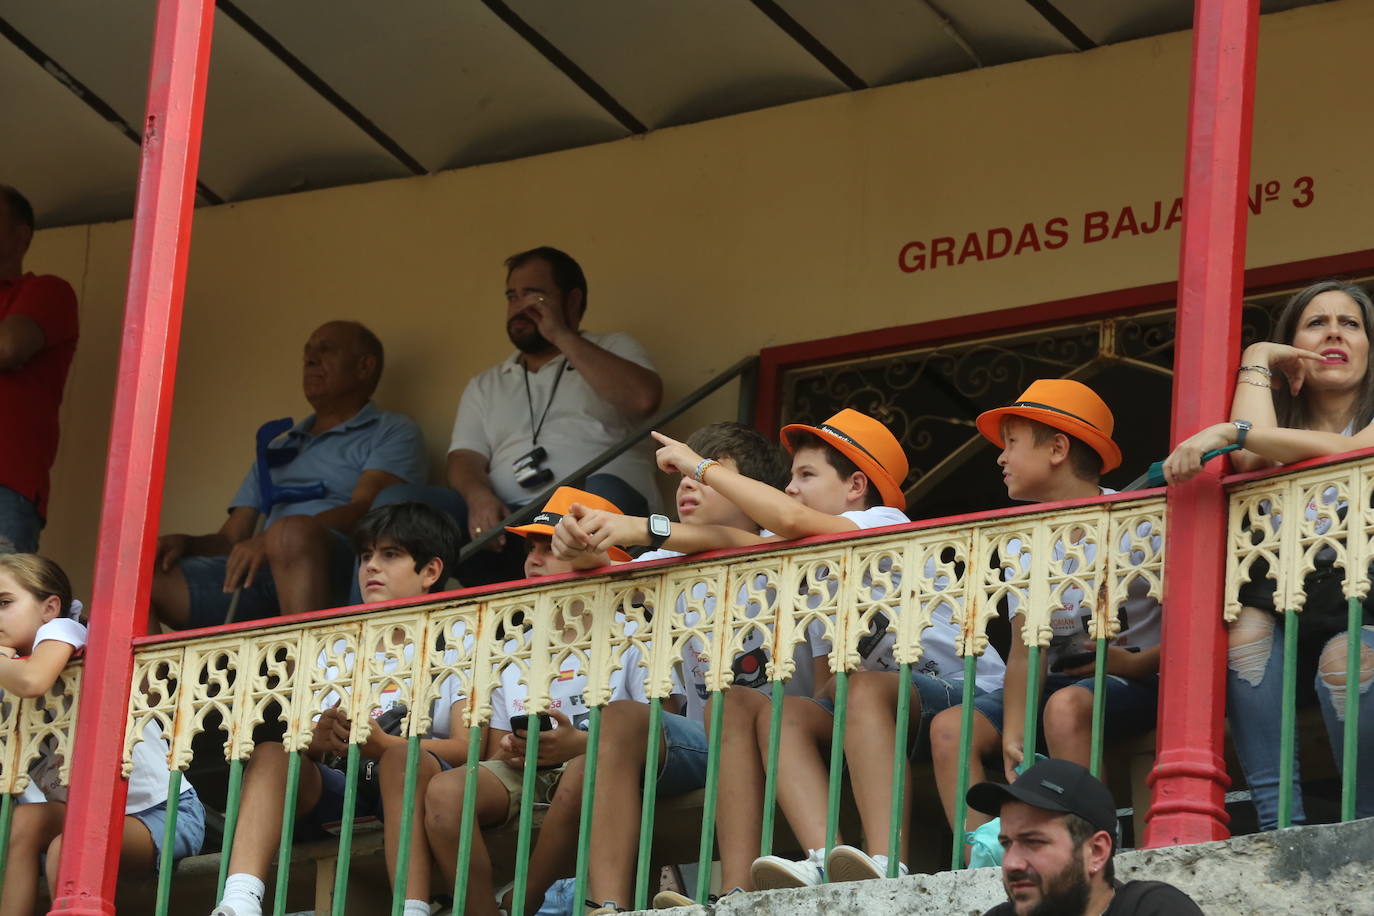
[458,354,758,562]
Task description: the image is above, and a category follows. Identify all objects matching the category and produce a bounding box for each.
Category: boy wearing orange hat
[930,379,1163,853]
[556,409,1003,895]
[422,486,681,916]
[559,422,810,912]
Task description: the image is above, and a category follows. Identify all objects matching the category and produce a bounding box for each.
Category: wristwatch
[1232,419,1253,449]
[647,514,672,550]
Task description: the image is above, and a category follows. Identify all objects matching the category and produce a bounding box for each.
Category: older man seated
[150,321,426,630]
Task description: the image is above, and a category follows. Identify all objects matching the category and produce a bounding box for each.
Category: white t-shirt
[447,332,661,510]
[316,637,464,740]
[637,548,828,724]
[1003,490,1163,669]
[802,507,1006,692]
[15,618,173,813]
[488,642,680,733]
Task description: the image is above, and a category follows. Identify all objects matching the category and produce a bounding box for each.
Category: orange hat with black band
[779,408,909,510]
[975,379,1122,473]
[506,486,634,562]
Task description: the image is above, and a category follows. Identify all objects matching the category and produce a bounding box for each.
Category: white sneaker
[826,844,909,883]
[750,848,825,889]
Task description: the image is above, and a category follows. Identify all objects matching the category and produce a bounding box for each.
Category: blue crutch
[223,418,326,623]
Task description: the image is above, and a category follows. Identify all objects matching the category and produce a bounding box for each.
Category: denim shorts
[0,486,42,554]
[972,673,1160,742]
[656,712,710,797]
[180,527,354,629]
[298,760,385,839]
[130,786,206,864]
[805,671,980,758]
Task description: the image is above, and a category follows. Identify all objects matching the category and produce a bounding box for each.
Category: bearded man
[970,759,1203,916]
[374,246,662,584]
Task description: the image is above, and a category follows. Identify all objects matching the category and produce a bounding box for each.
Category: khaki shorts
[480,759,566,828]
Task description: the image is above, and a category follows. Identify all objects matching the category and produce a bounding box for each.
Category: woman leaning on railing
[1163,278,1374,829]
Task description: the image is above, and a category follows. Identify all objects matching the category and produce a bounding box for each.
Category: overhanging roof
[2,0,1329,228]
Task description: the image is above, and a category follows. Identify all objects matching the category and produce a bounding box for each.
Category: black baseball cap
[967,758,1118,838]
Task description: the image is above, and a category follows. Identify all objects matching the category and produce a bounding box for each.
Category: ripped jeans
[1227,606,1374,829]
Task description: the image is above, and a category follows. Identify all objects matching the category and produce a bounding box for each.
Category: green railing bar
[273,750,304,916]
[886,662,912,878]
[1278,608,1299,828]
[572,706,602,914]
[824,670,850,866]
[633,697,665,910]
[1343,596,1361,822]
[332,743,362,916]
[695,690,726,904]
[1022,645,1043,770]
[1089,637,1108,779]
[951,655,977,871]
[216,758,245,901]
[759,683,785,858]
[389,736,423,916]
[154,768,183,916]
[0,791,13,898]
[510,722,542,916]
[451,725,484,915]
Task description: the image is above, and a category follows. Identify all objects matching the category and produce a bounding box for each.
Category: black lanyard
[522,358,566,446]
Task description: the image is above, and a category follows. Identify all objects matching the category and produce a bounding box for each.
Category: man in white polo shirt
[377,246,662,584]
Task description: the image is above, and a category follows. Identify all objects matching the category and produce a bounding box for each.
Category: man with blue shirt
[150,321,426,630]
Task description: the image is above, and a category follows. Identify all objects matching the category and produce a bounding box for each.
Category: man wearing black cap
[969,759,1203,916]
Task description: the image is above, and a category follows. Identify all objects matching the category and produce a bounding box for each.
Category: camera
[513,446,554,489]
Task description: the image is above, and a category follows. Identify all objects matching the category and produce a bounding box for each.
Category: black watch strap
[1233,419,1252,450]
[647,514,671,551]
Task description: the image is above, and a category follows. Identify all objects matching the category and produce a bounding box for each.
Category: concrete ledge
[642,818,1374,915]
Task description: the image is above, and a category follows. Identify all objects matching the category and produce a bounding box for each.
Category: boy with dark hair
[931,380,1163,851]
[212,502,467,916]
[352,500,460,593]
[424,487,676,916]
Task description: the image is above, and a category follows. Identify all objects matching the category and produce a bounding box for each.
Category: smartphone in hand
[509,712,554,737]
[1051,650,1096,673]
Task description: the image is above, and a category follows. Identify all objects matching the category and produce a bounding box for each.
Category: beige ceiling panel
[1054,0,1328,47]
[0,36,140,227]
[927,0,1078,65]
[0,0,155,131]
[196,9,413,201]
[510,0,848,129]
[230,0,630,172]
[777,0,977,85]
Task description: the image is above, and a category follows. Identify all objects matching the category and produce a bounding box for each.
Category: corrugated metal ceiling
[0,0,1332,228]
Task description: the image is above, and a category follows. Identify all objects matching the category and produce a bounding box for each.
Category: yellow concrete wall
[23,0,1374,600]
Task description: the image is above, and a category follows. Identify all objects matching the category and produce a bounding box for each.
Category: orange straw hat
[975,379,1122,473]
[779,408,909,510]
[506,486,633,562]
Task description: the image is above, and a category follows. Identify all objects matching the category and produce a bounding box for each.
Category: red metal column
[48,1,216,912]
[1145,0,1259,847]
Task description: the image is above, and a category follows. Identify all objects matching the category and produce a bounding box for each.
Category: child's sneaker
[825,845,908,883]
[750,848,825,890]
[652,889,695,908]
[653,886,743,909]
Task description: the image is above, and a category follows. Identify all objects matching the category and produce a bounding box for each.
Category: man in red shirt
[0,186,78,553]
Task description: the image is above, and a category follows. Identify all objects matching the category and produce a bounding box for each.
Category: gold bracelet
[1238,378,1270,389]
